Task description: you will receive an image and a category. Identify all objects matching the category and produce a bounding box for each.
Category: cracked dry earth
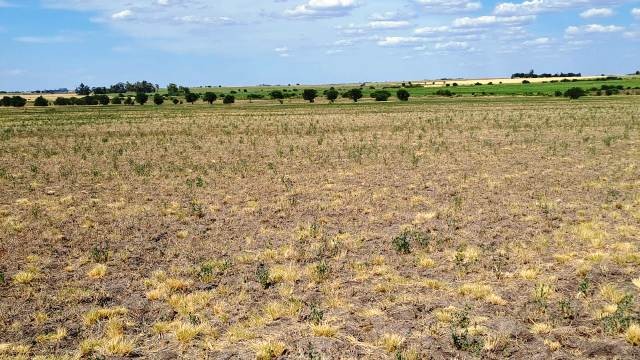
[1,97,640,359]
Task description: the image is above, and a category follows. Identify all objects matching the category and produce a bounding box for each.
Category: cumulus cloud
[111,9,134,20]
[452,15,535,28]
[565,23,624,36]
[632,8,640,18]
[580,8,613,18]
[414,0,482,13]
[434,41,471,50]
[495,0,627,16]
[377,36,424,46]
[284,0,358,18]
[522,36,551,45]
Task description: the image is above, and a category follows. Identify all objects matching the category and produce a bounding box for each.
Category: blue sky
[1,0,639,90]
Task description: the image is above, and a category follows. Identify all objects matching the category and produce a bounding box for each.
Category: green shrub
[396,89,410,101]
[371,90,391,101]
[33,96,48,106]
[223,95,235,104]
[564,87,586,99]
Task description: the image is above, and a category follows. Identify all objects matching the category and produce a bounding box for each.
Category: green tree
[564,87,586,99]
[371,90,391,101]
[247,93,263,103]
[326,88,339,103]
[302,89,318,103]
[396,89,410,101]
[34,96,49,107]
[124,96,134,106]
[269,90,284,100]
[10,96,27,107]
[96,95,110,105]
[167,83,179,96]
[203,92,217,104]
[185,92,200,104]
[75,83,91,96]
[111,96,122,105]
[345,89,363,102]
[153,93,164,105]
[223,95,235,104]
[135,92,149,105]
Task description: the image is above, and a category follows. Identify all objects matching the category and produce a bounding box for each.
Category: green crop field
[171,76,640,101]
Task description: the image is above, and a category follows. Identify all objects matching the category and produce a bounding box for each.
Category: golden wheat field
[1,97,640,359]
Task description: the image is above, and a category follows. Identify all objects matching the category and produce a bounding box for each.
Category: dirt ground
[1,97,639,359]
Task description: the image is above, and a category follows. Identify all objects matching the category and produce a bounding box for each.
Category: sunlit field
[1,97,639,359]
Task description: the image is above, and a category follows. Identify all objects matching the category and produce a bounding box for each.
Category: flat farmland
[1,98,640,359]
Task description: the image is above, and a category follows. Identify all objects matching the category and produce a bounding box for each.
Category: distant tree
[564,87,586,99]
[371,90,391,102]
[96,95,110,105]
[135,92,149,105]
[172,98,180,105]
[111,96,122,105]
[167,83,179,96]
[223,95,235,104]
[109,83,127,94]
[75,83,91,96]
[247,93,263,102]
[396,89,410,101]
[34,96,49,107]
[10,96,27,107]
[185,92,199,104]
[203,92,217,104]
[179,86,191,95]
[554,90,563,97]
[302,89,318,103]
[82,96,99,105]
[345,88,363,102]
[153,93,164,105]
[269,90,284,100]
[0,96,11,106]
[53,97,70,106]
[435,89,454,97]
[326,88,339,103]
[92,87,108,95]
[124,96,134,106]
[522,80,530,84]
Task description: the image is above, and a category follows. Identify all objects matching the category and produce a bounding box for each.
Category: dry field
[1,97,639,359]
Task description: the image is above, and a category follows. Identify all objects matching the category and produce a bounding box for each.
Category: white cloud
[377,36,424,46]
[565,23,624,36]
[284,0,358,18]
[632,8,640,18]
[495,0,627,16]
[452,15,535,28]
[414,0,482,13]
[111,9,133,20]
[368,20,411,29]
[434,41,470,50]
[580,8,613,18]
[369,11,416,21]
[523,36,551,45]
[623,30,640,39]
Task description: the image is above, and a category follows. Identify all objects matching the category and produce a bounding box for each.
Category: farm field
[1,97,640,359]
[10,76,640,103]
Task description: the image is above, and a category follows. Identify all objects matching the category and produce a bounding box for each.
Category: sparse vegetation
[1,96,639,358]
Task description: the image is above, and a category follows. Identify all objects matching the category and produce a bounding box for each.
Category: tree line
[75,81,158,96]
[511,70,582,79]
